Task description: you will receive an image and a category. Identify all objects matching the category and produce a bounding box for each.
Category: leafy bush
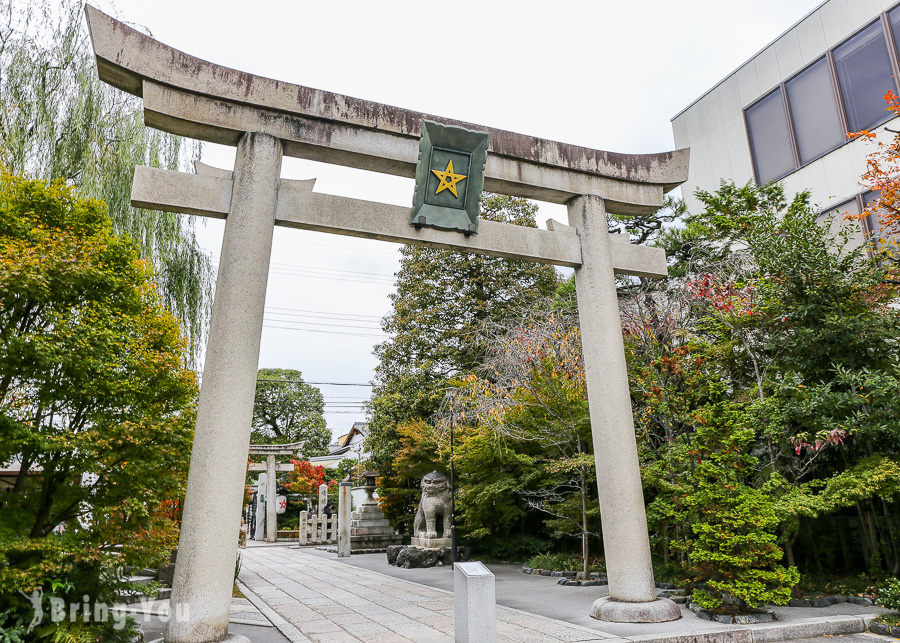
[684,398,799,612]
[476,535,552,562]
[525,552,605,572]
[879,577,900,611]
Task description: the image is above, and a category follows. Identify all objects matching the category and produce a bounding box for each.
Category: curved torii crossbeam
[84,6,688,640]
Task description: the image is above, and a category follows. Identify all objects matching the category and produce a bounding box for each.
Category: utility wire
[269,262,396,279]
[266,306,383,321]
[267,271,395,288]
[256,379,373,386]
[262,323,386,338]
[264,317,382,331]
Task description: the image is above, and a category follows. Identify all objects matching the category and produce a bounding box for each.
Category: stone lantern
[359,470,379,506]
[348,470,402,552]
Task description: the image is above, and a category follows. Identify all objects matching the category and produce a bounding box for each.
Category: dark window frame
[744,5,900,187]
[819,191,881,259]
[744,86,797,186]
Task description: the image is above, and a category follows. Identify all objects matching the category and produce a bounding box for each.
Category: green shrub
[878,577,900,611]
[476,535,552,562]
[525,552,605,573]
[685,398,799,612]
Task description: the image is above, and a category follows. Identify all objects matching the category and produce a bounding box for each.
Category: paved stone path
[238,545,622,643]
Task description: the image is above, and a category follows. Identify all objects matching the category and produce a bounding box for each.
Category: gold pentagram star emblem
[431,159,467,198]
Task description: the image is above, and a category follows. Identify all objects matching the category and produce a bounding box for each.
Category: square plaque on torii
[410,120,490,235]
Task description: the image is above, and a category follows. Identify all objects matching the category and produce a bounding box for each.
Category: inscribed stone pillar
[567,195,680,622]
[254,473,267,542]
[266,455,277,543]
[337,481,352,557]
[318,483,328,517]
[166,133,283,643]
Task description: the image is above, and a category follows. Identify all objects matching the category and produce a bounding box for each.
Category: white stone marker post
[265,454,277,543]
[299,510,308,545]
[254,473,267,542]
[454,562,496,643]
[166,133,283,643]
[567,195,680,623]
[318,483,328,517]
[337,481,352,557]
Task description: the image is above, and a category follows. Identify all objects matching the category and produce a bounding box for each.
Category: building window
[786,58,845,165]
[744,7,900,187]
[746,88,796,185]
[888,7,900,81]
[834,21,896,132]
[819,191,883,256]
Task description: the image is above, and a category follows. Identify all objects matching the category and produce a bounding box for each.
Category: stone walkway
[238,545,621,643]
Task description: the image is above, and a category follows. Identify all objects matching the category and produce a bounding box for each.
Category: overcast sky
[89,0,823,436]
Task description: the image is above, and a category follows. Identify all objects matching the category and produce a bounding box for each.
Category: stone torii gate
[85,7,689,641]
[247,441,303,543]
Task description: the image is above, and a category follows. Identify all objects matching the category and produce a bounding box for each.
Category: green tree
[639,180,900,579]
[0,0,212,360]
[451,307,598,575]
[367,194,560,527]
[685,394,799,612]
[0,172,196,636]
[253,368,330,455]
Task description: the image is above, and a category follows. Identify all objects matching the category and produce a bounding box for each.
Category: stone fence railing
[298,511,337,545]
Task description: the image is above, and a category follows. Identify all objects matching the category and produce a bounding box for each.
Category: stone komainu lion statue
[413,471,452,539]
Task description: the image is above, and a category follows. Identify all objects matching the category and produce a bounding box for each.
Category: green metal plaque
[411,120,490,235]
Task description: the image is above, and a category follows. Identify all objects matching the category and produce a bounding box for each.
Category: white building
[308,422,370,509]
[308,422,368,469]
[672,0,900,246]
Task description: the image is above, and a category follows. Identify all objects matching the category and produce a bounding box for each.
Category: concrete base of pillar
[590,596,681,623]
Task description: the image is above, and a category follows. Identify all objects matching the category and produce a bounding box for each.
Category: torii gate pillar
[167,133,281,642]
[569,196,677,621]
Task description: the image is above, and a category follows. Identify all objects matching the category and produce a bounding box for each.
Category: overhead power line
[256,379,373,386]
[265,317,381,332]
[262,323,386,338]
[266,306,383,321]
[269,262,395,279]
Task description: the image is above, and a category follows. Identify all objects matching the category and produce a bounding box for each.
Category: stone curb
[622,613,878,643]
[236,580,311,643]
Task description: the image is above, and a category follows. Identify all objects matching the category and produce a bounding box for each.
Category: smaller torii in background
[247,441,304,543]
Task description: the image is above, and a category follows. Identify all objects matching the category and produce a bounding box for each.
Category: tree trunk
[30,467,59,538]
[782,526,796,568]
[662,523,670,565]
[802,517,825,575]
[12,450,33,494]
[880,498,900,576]
[834,516,853,572]
[867,499,894,573]
[857,502,876,571]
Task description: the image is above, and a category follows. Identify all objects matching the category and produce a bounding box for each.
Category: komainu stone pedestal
[350,503,402,551]
[411,536,450,549]
[387,544,451,568]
